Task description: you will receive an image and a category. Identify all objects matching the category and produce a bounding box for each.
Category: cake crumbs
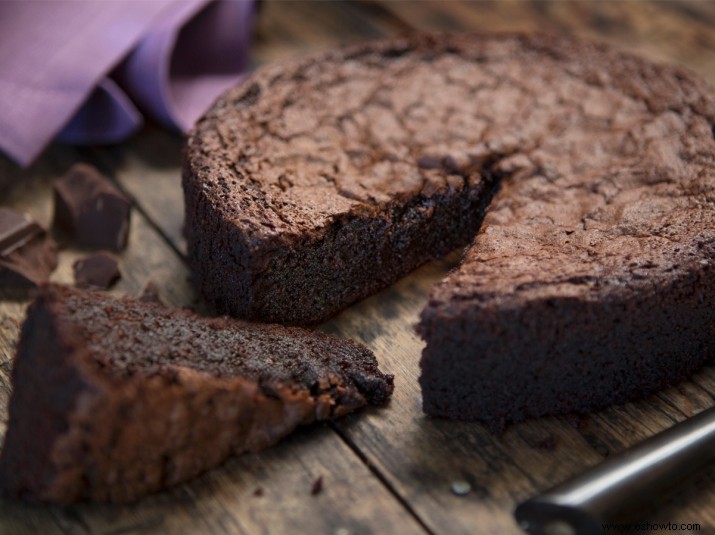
[311,476,323,496]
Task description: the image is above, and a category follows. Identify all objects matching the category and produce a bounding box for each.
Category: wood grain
[2,1,715,534]
[372,0,715,84]
[321,259,603,534]
[69,427,423,535]
[251,0,407,65]
[89,131,189,257]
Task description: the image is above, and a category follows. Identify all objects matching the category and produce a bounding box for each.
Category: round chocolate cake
[183,33,715,424]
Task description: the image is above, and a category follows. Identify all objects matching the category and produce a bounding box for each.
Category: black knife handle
[515,406,715,535]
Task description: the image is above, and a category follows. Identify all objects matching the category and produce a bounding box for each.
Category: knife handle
[515,406,715,535]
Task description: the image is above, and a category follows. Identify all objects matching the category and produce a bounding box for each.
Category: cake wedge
[0,285,393,503]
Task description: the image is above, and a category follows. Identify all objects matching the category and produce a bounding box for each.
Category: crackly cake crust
[414,35,715,423]
[184,32,715,423]
[0,285,393,503]
[184,33,505,325]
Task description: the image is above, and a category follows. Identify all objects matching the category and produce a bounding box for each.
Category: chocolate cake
[183,33,715,423]
[0,285,393,503]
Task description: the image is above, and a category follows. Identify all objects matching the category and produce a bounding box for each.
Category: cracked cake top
[185,32,715,317]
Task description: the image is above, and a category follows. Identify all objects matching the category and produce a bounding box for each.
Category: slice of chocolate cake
[0,285,393,503]
[183,32,715,424]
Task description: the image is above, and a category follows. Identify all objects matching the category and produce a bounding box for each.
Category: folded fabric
[0,0,254,167]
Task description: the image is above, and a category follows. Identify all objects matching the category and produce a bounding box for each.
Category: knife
[515,405,715,535]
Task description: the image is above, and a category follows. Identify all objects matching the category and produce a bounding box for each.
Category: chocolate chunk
[73,252,121,290]
[0,208,43,256]
[0,208,58,295]
[53,163,131,251]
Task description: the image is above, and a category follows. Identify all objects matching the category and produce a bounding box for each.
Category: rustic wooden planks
[66,427,424,535]
[251,0,407,65]
[321,259,605,534]
[2,1,715,534]
[373,0,715,85]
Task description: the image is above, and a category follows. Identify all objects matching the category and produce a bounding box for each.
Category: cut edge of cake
[0,285,394,503]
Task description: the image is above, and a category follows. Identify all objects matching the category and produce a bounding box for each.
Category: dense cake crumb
[0,285,393,503]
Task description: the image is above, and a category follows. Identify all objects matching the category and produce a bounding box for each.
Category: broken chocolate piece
[53,163,131,251]
[0,208,43,256]
[0,208,58,295]
[73,252,120,289]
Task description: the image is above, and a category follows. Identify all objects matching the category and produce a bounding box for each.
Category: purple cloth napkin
[0,0,254,167]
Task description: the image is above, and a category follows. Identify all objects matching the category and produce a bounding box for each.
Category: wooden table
[3,1,715,533]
